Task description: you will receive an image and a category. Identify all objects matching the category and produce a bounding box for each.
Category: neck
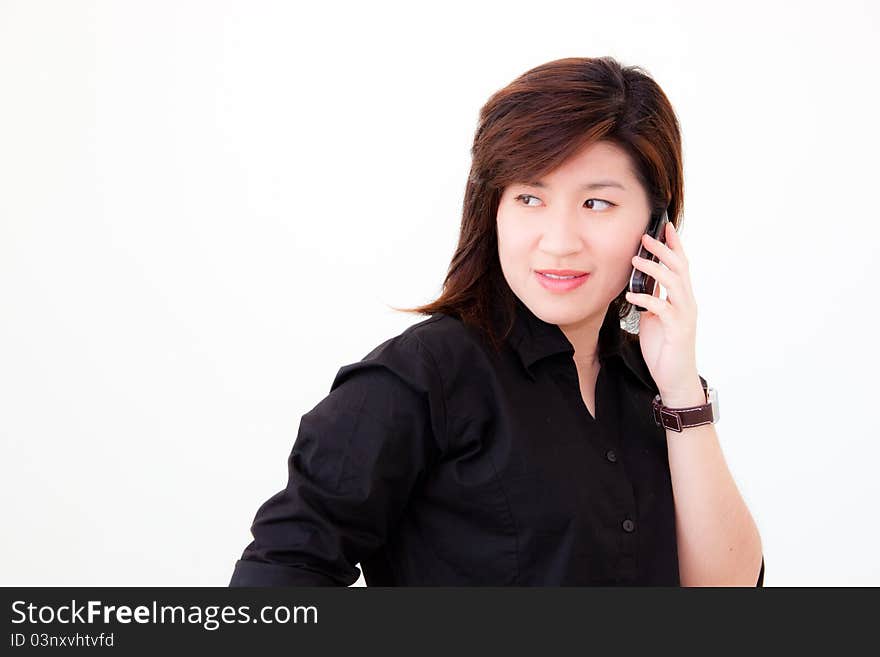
[557,309,607,372]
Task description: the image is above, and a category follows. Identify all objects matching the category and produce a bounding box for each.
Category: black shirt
[229,298,765,586]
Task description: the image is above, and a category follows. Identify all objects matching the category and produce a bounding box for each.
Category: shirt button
[606,449,617,463]
[622,519,635,532]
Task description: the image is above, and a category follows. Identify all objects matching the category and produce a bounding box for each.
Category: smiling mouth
[534,270,591,292]
[537,272,588,279]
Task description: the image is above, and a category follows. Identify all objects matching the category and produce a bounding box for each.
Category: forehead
[542,141,636,184]
[503,140,641,195]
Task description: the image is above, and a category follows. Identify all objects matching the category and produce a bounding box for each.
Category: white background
[1,0,877,587]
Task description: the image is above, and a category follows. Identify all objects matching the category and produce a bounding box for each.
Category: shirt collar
[505,296,658,393]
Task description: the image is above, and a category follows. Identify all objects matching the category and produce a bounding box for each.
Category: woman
[229,56,765,587]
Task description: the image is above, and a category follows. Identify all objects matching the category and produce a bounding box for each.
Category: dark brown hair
[391,56,685,355]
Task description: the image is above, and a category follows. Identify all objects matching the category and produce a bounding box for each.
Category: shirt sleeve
[229,332,446,586]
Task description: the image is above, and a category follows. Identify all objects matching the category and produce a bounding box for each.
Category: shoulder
[332,310,502,395]
[331,312,478,422]
[403,312,493,363]
[322,315,461,453]
[351,312,481,376]
[399,312,475,349]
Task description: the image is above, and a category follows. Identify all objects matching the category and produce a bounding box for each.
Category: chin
[527,298,590,326]
[533,288,616,325]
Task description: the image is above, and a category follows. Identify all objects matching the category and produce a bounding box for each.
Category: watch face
[708,387,720,422]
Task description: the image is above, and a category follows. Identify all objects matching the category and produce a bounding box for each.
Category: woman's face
[496,140,653,332]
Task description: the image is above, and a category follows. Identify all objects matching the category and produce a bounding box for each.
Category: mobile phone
[628,207,670,312]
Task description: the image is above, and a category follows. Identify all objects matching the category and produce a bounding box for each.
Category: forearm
[660,384,763,587]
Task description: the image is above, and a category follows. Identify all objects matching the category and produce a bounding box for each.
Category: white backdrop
[1,0,877,587]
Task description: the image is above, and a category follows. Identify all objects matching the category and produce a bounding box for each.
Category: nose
[538,212,587,257]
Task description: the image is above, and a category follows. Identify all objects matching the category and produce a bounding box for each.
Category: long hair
[391,56,685,355]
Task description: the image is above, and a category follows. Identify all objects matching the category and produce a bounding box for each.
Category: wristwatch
[652,382,720,433]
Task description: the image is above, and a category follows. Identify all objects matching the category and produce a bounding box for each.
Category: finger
[632,256,675,292]
[632,255,691,308]
[665,222,688,264]
[640,231,684,273]
[625,290,669,317]
[664,223,695,296]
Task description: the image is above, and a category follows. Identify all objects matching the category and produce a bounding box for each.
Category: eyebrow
[522,180,626,191]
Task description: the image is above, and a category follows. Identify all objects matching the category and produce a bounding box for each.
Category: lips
[535,269,588,277]
[534,270,590,292]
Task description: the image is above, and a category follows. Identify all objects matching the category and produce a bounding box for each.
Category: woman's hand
[625,221,703,406]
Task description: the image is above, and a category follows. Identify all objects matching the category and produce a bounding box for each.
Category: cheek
[597,239,642,287]
[614,241,638,264]
[497,220,534,261]
[606,225,643,258]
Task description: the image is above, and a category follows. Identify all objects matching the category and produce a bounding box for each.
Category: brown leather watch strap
[652,384,715,433]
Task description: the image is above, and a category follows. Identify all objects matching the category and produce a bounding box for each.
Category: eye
[513,194,615,211]
[514,193,542,207]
